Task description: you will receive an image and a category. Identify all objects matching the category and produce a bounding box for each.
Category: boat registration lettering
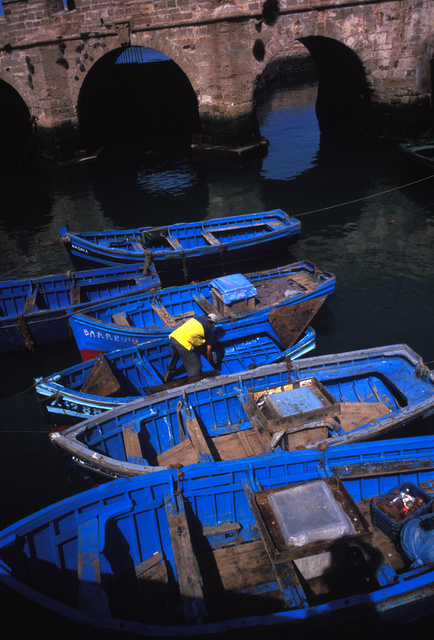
[83,329,135,345]
[71,243,88,254]
[51,396,104,417]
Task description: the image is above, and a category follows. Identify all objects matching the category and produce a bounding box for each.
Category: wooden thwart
[192,293,223,318]
[112,311,130,326]
[165,235,184,251]
[122,422,143,460]
[77,516,111,616]
[166,492,208,623]
[181,408,214,463]
[70,287,81,305]
[201,231,220,246]
[23,290,38,314]
[152,302,176,326]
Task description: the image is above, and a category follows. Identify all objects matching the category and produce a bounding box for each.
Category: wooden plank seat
[192,293,223,318]
[151,301,176,326]
[200,231,220,246]
[70,287,81,305]
[122,421,144,463]
[289,272,317,290]
[165,491,208,623]
[76,498,134,616]
[266,220,285,229]
[207,222,265,234]
[173,310,195,322]
[180,407,214,464]
[153,426,266,467]
[165,235,184,251]
[112,311,130,326]
[23,287,38,314]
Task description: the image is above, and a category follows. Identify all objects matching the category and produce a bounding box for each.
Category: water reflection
[1,78,434,640]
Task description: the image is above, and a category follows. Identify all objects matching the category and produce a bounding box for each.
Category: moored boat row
[2,209,434,635]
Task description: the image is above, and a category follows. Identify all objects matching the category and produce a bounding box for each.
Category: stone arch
[75,43,200,152]
[0,77,33,169]
[253,32,370,136]
[299,36,371,134]
[133,31,202,98]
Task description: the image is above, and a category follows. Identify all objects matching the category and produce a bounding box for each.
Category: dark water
[1,76,434,636]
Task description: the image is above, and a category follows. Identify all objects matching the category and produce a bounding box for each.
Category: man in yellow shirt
[163,313,218,383]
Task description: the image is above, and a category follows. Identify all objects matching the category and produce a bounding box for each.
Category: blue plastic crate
[370,481,433,542]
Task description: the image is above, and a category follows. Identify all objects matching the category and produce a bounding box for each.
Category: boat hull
[399,139,434,169]
[36,327,317,431]
[68,261,335,360]
[59,210,301,279]
[48,344,434,483]
[0,264,160,352]
[3,435,434,636]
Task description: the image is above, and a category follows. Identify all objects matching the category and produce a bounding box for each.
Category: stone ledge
[191,137,269,164]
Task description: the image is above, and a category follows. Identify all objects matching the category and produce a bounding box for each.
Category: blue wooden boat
[68,261,335,360]
[399,138,434,169]
[3,434,434,636]
[36,324,316,430]
[59,210,301,278]
[49,344,434,482]
[0,264,160,352]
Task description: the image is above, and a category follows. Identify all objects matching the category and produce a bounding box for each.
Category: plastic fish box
[268,480,356,547]
[250,377,340,431]
[265,386,324,417]
[370,481,433,542]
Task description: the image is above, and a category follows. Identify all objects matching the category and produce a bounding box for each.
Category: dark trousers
[167,337,203,377]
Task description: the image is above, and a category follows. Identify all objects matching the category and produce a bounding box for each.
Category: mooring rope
[294,173,434,218]
[1,174,433,280]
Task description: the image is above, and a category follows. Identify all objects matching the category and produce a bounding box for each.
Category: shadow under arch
[77,46,201,155]
[0,78,33,172]
[299,36,371,136]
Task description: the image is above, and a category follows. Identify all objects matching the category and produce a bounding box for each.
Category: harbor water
[1,74,434,636]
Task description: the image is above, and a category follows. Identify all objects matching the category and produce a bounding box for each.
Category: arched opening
[254,51,320,179]
[77,46,200,155]
[0,79,33,172]
[299,36,370,135]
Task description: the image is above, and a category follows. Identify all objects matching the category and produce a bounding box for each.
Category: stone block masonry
[0,0,433,163]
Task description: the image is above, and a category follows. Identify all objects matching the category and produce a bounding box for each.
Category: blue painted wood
[35,322,316,430]
[67,260,335,360]
[59,209,301,273]
[48,344,434,482]
[2,434,434,635]
[0,263,160,352]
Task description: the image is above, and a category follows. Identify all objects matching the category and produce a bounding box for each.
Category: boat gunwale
[3,440,434,636]
[47,344,434,476]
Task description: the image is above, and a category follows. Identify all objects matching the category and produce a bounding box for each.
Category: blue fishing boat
[399,138,434,169]
[68,261,335,360]
[2,434,434,636]
[36,324,316,430]
[59,209,301,278]
[0,264,160,352]
[49,343,434,482]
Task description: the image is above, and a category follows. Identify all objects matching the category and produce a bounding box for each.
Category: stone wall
[0,0,433,161]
